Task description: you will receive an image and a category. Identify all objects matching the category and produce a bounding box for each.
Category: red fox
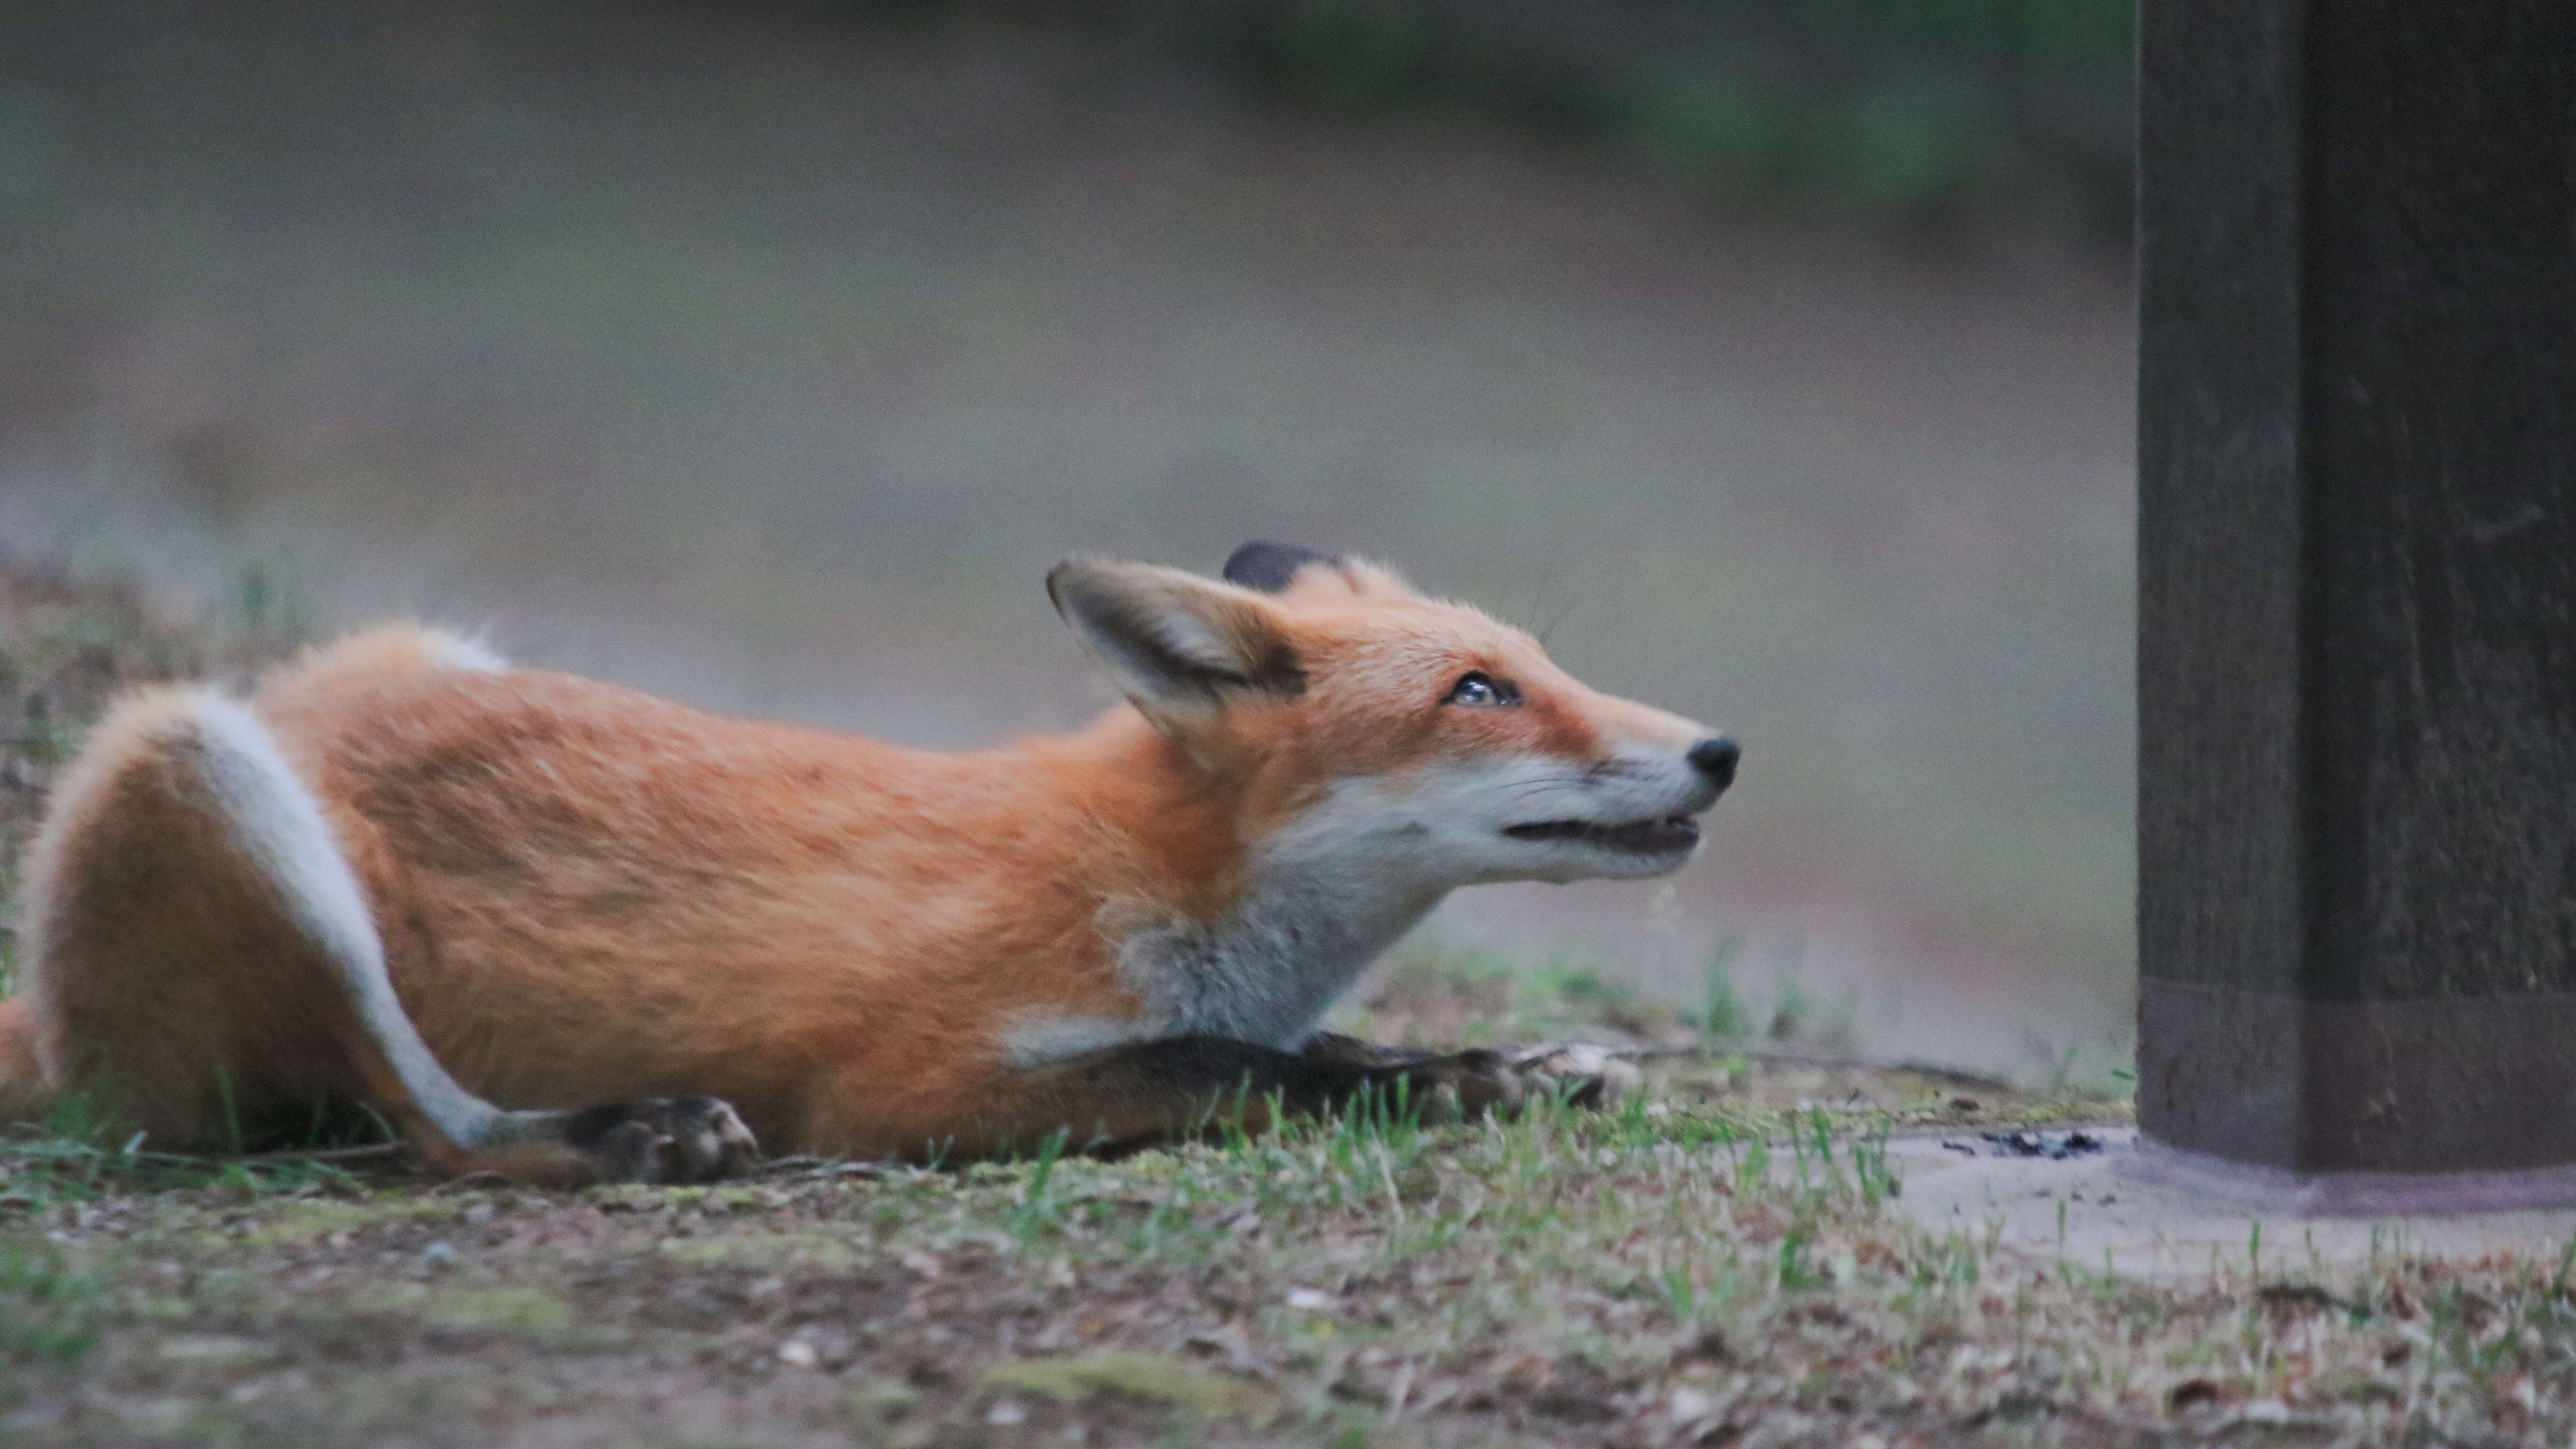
[0,544,1737,1184]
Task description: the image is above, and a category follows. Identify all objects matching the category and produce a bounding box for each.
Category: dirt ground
[7,1038,2564,1449]
[0,1067,2123,1449]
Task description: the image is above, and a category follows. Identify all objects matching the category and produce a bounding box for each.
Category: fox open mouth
[1503,815,1701,855]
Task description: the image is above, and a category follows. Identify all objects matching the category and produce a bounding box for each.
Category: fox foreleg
[935,1032,1627,1159]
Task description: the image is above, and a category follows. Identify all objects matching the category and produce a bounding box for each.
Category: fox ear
[1047,559,1305,721]
[1221,540,1417,600]
[1223,540,1340,594]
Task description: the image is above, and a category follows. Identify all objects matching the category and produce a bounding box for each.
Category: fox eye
[1444,671,1520,707]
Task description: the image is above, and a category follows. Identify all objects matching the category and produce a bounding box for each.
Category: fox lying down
[0,543,1738,1184]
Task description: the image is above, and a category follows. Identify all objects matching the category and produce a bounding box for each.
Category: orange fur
[0,552,1729,1173]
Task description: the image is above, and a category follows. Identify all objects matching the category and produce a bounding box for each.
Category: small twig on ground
[429,1171,516,1194]
[242,1142,410,1165]
[757,1154,885,1180]
[0,1135,405,1169]
[1639,1041,2019,1095]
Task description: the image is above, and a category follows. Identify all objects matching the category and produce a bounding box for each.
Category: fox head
[1048,542,1737,893]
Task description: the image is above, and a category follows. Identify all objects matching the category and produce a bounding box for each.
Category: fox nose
[1687,736,1740,792]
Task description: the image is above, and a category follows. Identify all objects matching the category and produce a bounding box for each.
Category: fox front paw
[559,1095,762,1184]
[1501,1042,1646,1109]
[1407,1043,1642,1117]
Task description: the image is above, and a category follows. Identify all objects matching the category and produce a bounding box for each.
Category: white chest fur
[992,875,1438,1068]
[1111,879,1442,1048]
[996,776,1474,1067]
[1114,778,1457,1048]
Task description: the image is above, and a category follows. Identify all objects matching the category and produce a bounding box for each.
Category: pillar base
[2124,1138,2576,1217]
[2138,978,2576,1176]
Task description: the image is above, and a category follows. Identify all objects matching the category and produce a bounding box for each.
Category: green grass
[10,1079,2575,1446]
[0,1242,100,1367]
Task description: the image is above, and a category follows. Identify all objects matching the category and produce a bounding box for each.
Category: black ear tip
[1223,540,1340,594]
[1042,558,1085,608]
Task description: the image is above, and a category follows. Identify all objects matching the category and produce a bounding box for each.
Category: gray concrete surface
[1887,1129,2576,1280]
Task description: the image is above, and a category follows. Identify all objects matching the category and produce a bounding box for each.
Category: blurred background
[0,0,2135,1081]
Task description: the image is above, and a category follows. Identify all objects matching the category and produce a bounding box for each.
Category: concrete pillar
[2134,0,2576,1211]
